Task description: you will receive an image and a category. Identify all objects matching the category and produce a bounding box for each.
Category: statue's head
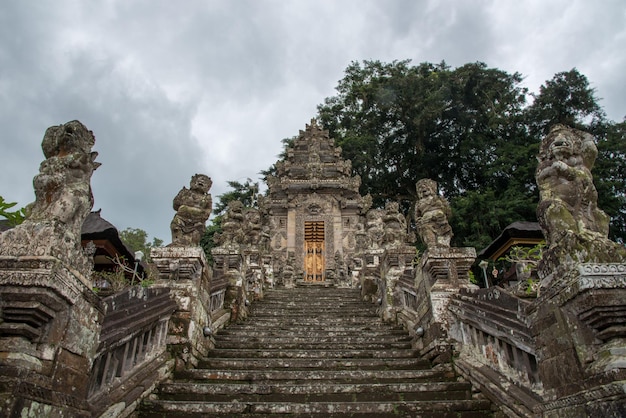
[416,179,437,199]
[190,174,212,193]
[540,124,581,162]
[42,120,96,159]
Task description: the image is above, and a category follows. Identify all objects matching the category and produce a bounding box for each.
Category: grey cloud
[1,0,624,243]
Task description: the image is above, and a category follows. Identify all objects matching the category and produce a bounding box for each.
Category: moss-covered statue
[536,124,625,267]
[0,120,100,276]
[170,174,212,246]
[414,178,452,248]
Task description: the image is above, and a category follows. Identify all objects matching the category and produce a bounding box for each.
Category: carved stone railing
[446,262,626,417]
[87,286,176,417]
[448,287,543,417]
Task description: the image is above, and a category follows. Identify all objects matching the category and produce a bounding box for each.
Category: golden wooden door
[304,221,324,281]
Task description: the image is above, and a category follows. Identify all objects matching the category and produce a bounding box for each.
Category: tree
[525,68,606,136]
[0,196,26,227]
[315,60,625,249]
[317,60,535,247]
[594,119,626,242]
[212,178,259,215]
[118,227,163,262]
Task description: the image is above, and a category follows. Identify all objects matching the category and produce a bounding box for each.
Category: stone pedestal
[0,256,102,417]
[151,247,215,370]
[416,247,476,362]
[379,246,416,321]
[211,246,250,321]
[532,263,626,416]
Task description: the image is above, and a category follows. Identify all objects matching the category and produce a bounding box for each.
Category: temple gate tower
[265,120,370,283]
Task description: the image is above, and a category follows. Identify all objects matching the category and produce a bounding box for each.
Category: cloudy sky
[1,0,625,243]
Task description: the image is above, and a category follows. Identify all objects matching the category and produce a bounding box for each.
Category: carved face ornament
[191,174,212,192]
[548,133,575,160]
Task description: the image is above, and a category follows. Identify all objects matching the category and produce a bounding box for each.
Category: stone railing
[87,286,176,417]
[448,287,543,417]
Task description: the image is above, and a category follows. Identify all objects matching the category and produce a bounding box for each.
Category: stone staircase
[137,286,494,417]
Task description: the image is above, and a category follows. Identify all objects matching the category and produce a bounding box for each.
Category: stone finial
[535,125,625,271]
[0,120,100,275]
[414,179,452,248]
[170,174,212,246]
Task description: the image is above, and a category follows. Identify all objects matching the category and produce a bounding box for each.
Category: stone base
[151,247,214,371]
[532,263,626,408]
[0,256,101,417]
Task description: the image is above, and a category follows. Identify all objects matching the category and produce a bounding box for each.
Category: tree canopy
[118,227,163,262]
[316,60,625,248]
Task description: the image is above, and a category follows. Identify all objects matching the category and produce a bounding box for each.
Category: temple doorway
[304,221,325,281]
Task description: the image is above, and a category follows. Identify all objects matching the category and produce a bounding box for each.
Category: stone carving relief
[0,120,100,276]
[170,174,212,246]
[382,201,408,247]
[215,200,246,247]
[536,125,625,268]
[243,208,262,246]
[365,208,385,249]
[414,179,452,248]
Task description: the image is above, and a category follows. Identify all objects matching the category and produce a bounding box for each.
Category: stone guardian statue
[414,179,452,248]
[536,124,625,266]
[170,174,212,246]
[0,120,100,276]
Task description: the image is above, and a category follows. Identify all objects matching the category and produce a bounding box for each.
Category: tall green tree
[594,119,626,242]
[118,227,163,262]
[317,60,535,246]
[315,60,625,248]
[525,68,606,136]
[212,178,259,215]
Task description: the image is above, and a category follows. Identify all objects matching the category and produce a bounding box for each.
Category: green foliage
[498,243,545,270]
[525,68,606,136]
[213,178,259,215]
[200,215,223,265]
[118,227,163,262]
[593,119,626,242]
[318,60,531,210]
[92,254,156,293]
[0,196,26,226]
[313,60,626,248]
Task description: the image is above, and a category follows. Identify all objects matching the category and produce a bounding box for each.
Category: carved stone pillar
[416,246,476,361]
[379,246,416,321]
[151,247,214,370]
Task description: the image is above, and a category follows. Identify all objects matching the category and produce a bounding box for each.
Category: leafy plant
[0,196,26,226]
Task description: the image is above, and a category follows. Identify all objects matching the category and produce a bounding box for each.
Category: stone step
[173,367,453,383]
[139,399,494,417]
[137,286,493,417]
[218,326,407,337]
[227,316,388,326]
[221,323,404,334]
[214,333,412,345]
[206,347,418,359]
[199,356,429,370]
[156,380,473,402]
[213,339,413,350]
